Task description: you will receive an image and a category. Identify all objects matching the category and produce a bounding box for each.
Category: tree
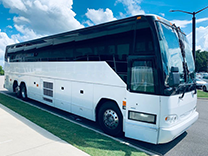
[195,50,208,72]
[0,66,4,75]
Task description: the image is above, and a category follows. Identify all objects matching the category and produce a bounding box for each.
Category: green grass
[197,90,208,98]
[0,93,147,156]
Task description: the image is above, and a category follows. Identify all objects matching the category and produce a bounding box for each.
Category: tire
[20,83,28,100]
[98,101,123,136]
[13,81,18,93]
[15,86,21,98]
[203,86,207,92]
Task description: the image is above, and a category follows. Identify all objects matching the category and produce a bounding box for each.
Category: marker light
[137,16,141,20]
[122,101,126,110]
[165,115,178,124]
[157,16,161,20]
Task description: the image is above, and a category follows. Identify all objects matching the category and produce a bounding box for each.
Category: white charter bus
[4,15,198,144]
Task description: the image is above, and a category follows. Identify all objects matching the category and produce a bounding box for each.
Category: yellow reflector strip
[137,16,141,20]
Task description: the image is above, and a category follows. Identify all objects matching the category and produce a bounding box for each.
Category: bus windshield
[158,22,195,87]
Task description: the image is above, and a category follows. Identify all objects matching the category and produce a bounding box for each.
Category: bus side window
[134,28,154,54]
[131,60,155,93]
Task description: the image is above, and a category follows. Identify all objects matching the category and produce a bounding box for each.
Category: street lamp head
[169,10,175,12]
[169,9,193,14]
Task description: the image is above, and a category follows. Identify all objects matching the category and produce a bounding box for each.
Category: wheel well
[13,80,18,92]
[95,98,122,122]
[20,82,26,87]
[13,81,26,92]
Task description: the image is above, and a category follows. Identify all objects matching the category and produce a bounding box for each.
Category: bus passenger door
[125,56,160,144]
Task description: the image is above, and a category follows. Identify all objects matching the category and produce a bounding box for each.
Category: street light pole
[170,6,208,63]
[192,12,196,61]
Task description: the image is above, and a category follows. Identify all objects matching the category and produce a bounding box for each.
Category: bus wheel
[203,86,207,92]
[20,83,28,100]
[98,102,123,136]
[15,86,21,98]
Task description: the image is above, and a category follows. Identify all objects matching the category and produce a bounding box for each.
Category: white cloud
[13,16,30,24]
[0,30,17,67]
[170,19,192,28]
[171,17,208,52]
[2,0,27,12]
[159,13,165,17]
[0,0,85,66]
[85,8,117,25]
[187,26,208,51]
[12,25,42,41]
[1,0,84,41]
[197,17,208,23]
[171,17,208,28]
[6,25,13,29]
[115,0,145,16]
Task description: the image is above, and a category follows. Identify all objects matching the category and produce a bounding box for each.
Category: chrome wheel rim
[103,109,119,129]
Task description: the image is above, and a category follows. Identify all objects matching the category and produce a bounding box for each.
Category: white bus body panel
[125,92,160,144]
[4,61,198,144]
[125,90,198,144]
[4,61,126,122]
[54,79,71,112]
[158,91,198,144]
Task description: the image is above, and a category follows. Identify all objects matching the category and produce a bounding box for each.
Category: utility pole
[170,6,208,63]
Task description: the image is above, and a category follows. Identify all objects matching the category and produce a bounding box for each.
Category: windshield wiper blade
[179,85,188,99]
[179,83,196,99]
[173,24,190,83]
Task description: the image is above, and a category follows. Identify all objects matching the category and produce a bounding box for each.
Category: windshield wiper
[173,25,189,82]
[172,24,191,98]
[179,83,197,99]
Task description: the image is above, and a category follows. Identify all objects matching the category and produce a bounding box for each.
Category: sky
[0,0,208,67]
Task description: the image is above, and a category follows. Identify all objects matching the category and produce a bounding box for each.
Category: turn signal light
[165,115,178,124]
[122,101,126,110]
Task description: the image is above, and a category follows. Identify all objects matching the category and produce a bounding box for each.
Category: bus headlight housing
[165,115,178,124]
[128,111,156,124]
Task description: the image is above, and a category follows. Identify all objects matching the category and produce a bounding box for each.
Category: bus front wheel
[98,102,123,136]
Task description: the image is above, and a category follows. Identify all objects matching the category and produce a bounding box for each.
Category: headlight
[128,111,156,124]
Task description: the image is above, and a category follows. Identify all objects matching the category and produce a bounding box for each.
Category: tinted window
[134,28,154,54]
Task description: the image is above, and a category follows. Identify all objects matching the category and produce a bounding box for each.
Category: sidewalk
[0,104,89,156]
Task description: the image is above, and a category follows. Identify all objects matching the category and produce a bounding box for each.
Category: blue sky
[0,0,208,67]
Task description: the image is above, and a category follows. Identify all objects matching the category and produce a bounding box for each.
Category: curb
[197,98,208,100]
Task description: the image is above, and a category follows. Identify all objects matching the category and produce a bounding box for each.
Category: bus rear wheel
[20,83,28,100]
[98,102,123,136]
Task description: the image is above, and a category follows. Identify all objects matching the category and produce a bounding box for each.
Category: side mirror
[169,67,180,87]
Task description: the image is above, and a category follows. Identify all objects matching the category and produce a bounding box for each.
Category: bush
[0,66,4,75]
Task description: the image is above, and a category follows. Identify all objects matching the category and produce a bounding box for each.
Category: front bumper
[158,111,199,144]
